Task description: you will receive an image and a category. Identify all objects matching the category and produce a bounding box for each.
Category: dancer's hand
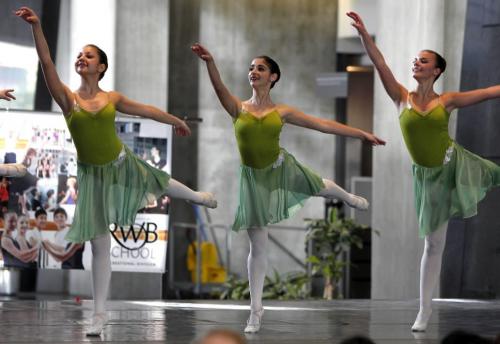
[14,7,40,24]
[361,131,386,146]
[174,120,191,136]
[191,43,214,62]
[346,11,368,35]
[0,89,15,101]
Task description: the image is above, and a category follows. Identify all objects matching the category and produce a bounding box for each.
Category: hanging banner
[0,110,171,273]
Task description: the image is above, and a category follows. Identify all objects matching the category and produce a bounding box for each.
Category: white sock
[247,227,268,324]
[91,234,112,316]
[164,178,216,208]
[412,222,448,331]
[317,179,368,210]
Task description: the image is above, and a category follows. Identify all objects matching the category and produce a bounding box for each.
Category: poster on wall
[0,110,171,273]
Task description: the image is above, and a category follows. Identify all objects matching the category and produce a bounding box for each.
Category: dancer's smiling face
[75,45,106,80]
[248,58,278,89]
[412,51,442,82]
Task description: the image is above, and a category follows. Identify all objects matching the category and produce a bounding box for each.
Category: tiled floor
[0,298,499,343]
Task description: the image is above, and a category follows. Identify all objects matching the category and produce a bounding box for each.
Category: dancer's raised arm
[347,11,406,105]
[15,7,73,114]
[282,106,385,146]
[191,43,241,117]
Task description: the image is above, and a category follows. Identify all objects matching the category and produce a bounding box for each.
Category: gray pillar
[167,0,202,293]
[442,0,500,299]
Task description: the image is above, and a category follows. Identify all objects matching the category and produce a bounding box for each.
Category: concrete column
[197,0,337,277]
[112,0,169,298]
[371,0,466,299]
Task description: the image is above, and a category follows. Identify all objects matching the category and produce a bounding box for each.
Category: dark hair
[47,189,54,198]
[442,330,493,344]
[193,329,246,344]
[35,208,47,219]
[341,336,376,344]
[256,55,281,89]
[423,49,446,82]
[86,44,108,81]
[54,207,67,218]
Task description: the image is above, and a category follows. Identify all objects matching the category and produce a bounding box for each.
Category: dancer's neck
[413,80,438,104]
[77,77,102,98]
[248,88,274,109]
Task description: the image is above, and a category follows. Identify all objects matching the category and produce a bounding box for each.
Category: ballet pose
[16,6,217,336]
[192,43,385,333]
[348,11,500,332]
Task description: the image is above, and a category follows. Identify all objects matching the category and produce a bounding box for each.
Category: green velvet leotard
[234,110,283,169]
[65,102,123,165]
[399,103,452,167]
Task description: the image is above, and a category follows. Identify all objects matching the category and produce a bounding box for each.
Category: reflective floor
[0,298,499,343]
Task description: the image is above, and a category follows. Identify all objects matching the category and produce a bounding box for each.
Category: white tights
[164,178,209,204]
[412,221,448,331]
[245,178,364,324]
[247,227,268,323]
[90,234,111,316]
[89,177,212,316]
[317,179,368,209]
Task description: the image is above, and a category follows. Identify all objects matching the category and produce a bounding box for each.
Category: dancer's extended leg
[164,178,217,208]
[244,227,268,333]
[316,178,368,210]
[412,221,448,332]
[86,234,112,336]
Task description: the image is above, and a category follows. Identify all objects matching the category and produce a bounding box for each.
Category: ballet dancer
[348,11,500,332]
[192,43,385,332]
[16,6,217,336]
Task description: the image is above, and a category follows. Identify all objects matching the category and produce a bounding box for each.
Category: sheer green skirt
[413,142,500,237]
[232,149,325,231]
[66,145,170,243]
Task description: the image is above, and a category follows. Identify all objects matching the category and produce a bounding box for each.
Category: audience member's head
[442,330,493,344]
[53,207,67,229]
[341,335,376,344]
[35,208,47,229]
[193,329,246,344]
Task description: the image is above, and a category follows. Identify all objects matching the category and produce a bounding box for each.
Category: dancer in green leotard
[16,6,217,336]
[192,43,385,333]
[348,11,500,332]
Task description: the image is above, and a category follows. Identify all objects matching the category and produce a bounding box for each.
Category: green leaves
[220,270,309,301]
[305,207,373,299]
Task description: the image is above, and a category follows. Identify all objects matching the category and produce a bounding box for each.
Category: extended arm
[112,92,191,136]
[191,43,241,117]
[282,106,386,146]
[347,11,406,105]
[15,7,73,114]
[442,86,500,112]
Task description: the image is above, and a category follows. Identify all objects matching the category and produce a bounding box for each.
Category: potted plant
[305,207,374,300]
